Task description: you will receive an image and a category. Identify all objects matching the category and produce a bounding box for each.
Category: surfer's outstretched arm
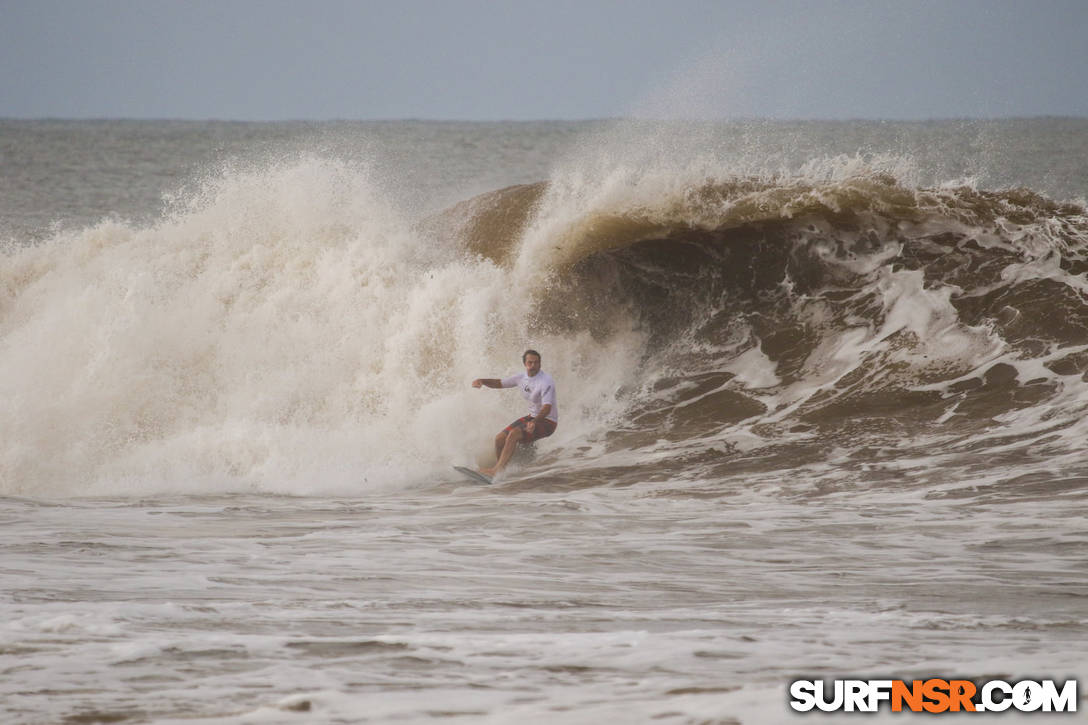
[472,378,503,389]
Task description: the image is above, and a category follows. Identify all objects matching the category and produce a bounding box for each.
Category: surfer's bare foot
[479,467,497,476]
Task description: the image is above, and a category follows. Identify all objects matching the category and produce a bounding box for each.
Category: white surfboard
[452,466,493,485]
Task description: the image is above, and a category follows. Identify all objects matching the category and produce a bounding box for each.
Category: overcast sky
[2,0,1086,121]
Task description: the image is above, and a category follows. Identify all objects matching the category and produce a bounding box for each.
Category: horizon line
[2,114,1087,124]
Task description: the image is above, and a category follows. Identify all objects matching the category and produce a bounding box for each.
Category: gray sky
[2,0,1086,120]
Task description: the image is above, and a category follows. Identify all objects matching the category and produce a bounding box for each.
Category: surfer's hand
[526,420,536,434]
[472,379,482,388]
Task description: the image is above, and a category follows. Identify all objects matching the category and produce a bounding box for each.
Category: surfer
[472,349,558,476]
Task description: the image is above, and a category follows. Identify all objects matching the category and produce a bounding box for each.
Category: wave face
[3,127,1088,498]
[441,164,1088,496]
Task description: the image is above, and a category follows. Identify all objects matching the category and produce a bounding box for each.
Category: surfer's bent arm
[472,378,504,389]
[528,404,552,432]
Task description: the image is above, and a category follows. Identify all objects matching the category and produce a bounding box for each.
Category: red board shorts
[503,415,557,443]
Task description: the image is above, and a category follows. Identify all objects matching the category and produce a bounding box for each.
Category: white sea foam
[0,157,645,497]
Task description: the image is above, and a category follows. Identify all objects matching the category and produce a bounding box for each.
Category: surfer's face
[523,354,541,376]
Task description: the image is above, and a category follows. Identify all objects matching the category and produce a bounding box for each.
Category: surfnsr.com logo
[789,678,1078,713]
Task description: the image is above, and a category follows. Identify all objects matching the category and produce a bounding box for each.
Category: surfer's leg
[495,427,524,472]
[485,417,531,474]
[483,427,524,475]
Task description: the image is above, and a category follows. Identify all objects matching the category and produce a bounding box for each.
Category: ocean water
[2,118,1087,723]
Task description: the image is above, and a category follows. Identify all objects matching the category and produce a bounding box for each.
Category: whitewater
[1,118,1087,723]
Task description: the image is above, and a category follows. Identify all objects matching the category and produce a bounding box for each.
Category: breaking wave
[440,162,1088,495]
[4,150,1088,498]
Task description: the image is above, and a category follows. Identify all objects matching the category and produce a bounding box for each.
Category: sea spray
[0,156,643,496]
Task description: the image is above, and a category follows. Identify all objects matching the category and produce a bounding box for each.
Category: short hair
[522,349,541,363]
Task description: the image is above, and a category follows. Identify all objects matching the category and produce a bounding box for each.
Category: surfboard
[452,466,493,485]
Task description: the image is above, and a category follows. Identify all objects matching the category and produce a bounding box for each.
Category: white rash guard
[500,371,558,422]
